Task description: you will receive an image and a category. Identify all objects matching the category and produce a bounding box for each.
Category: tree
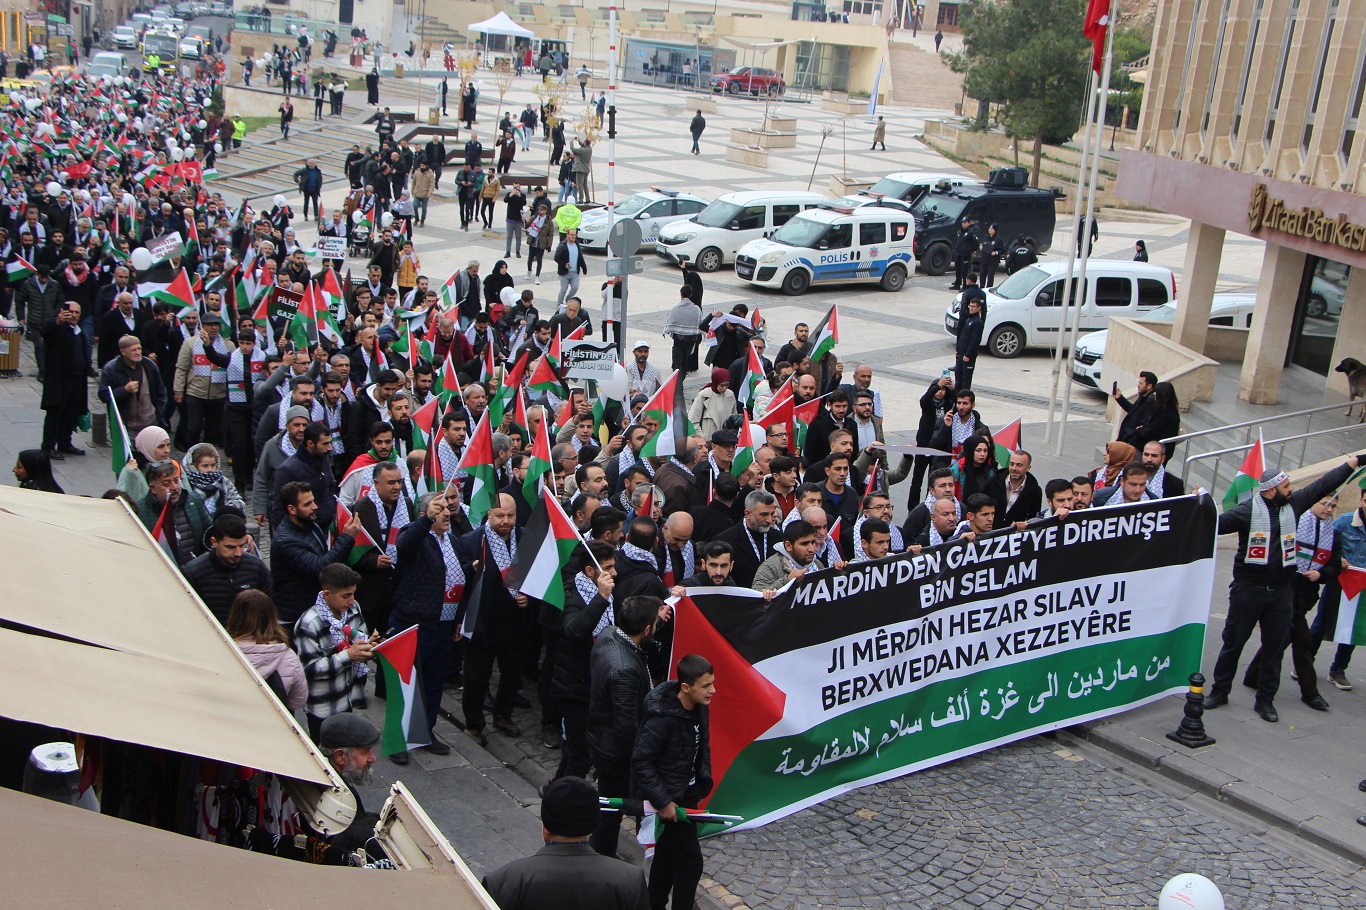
[944,0,1091,187]
[493,58,516,113]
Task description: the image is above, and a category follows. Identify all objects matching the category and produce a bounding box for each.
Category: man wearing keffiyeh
[352,463,415,683]
[455,492,528,743]
[548,540,618,781]
[1205,453,1363,723]
[293,563,379,743]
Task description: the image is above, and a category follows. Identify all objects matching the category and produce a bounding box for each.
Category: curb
[1069,720,1366,868]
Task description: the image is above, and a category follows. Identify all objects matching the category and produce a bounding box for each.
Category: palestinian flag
[992,417,1022,467]
[1222,431,1265,511]
[6,254,35,284]
[319,268,347,323]
[639,369,694,459]
[495,351,530,415]
[479,339,497,382]
[731,416,756,477]
[411,396,442,454]
[108,395,135,477]
[457,409,500,525]
[415,397,446,495]
[337,501,379,566]
[436,353,462,405]
[864,460,880,496]
[138,268,196,314]
[389,321,421,368]
[150,498,175,559]
[288,284,321,349]
[810,304,840,363]
[552,396,576,435]
[828,516,844,562]
[792,391,832,455]
[545,328,565,375]
[750,305,763,333]
[507,385,530,444]
[184,216,201,258]
[356,201,375,234]
[504,486,583,611]
[757,376,794,428]
[486,365,508,427]
[1333,568,1366,646]
[367,334,389,383]
[737,341,764,412]
[371,625,432,755]
[528,347,568,397]
[522,411,555,508]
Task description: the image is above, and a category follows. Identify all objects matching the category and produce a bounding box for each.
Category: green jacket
[138,488,211,563]
[232,119,247,140]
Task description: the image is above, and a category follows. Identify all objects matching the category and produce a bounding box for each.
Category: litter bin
[395,64,404,78]
[350,52,362,67]
[0,320,21,377]
[428,107,440,125]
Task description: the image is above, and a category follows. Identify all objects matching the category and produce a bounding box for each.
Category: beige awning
[0,488,335,787]
[0,787,496,909]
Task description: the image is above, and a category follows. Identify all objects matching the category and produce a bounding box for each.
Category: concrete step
[887,44,962,111]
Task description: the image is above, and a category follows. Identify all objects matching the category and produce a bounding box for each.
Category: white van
[735,205,915,294]
[654,190,827,272]
[836,171,977,210]
[943,260,1177,358]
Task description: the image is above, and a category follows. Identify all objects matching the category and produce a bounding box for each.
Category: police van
[734,204,915,295]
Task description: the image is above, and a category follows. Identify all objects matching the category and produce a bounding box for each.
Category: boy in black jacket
[633,654,715,910]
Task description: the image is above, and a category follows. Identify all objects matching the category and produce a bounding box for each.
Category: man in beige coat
[410,161,437,226]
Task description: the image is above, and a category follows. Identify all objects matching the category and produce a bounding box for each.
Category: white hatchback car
[1071,293,1258,389]
[576,189,708,254]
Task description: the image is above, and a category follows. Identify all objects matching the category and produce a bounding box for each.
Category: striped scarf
[1246,493,1296,567]
[949,412,976,451]
[437,529,466,621]
[225,348,265,403]
[279,398,325,430]
[311,594,368,679]
[576,572,616,637]
[663,541,695,586]
[852,514,904,561]
[923,493,963,520]
[1295,510,1335,572]
[620,541,658,571]
[617,448,652,478]
[191,335,228,382]
[484,524,519,596]
[366,484,413,563]
[1147,465,1166,499]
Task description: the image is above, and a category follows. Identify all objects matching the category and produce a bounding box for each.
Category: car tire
[880,264,907,292]
[696,247,723,272]
[922,243,952,276]
[782,269,811,296]
[1307,294,1328,318]
[988,324,1026,358]
[726,82,741,95]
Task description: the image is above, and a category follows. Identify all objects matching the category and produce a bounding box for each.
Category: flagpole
[1043,65,1099,444]
[1056,0,1117,458]
[607,4,629,362]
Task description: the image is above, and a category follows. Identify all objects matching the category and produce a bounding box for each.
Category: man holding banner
[1205,454,1363,722]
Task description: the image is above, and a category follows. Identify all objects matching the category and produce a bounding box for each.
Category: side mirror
[728,221,740,230]
[1036,292,1053,306]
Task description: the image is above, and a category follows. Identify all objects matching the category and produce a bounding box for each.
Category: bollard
[1166,672,1216,749]
[89,411,108,447]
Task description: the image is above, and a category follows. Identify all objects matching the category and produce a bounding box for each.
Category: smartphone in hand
[1111,380,1119,395]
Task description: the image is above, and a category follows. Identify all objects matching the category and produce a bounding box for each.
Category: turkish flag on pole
[1083,0,1110,74]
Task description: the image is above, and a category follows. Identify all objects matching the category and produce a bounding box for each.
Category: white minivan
[943,260,1177,358]
[654,190,827,272]
[735,205,915,294]
[835,171,977,210]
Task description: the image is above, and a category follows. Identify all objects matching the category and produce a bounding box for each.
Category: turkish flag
[1083,0,1111,74]
[63,161,93,180]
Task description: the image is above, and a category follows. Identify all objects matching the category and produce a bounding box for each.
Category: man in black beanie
[481,777,649,909]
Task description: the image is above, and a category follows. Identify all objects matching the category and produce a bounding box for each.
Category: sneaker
[1329,670,1353,690]
[534,277,540,285]
[541,725,561,750]
[1290,669,1299,681]
[493,716,521,738]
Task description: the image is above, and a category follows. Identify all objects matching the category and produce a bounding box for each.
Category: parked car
[910,167,1061,275]
[654,190,826,272]
[735,204,915,295]
[112,26,139,49]
[1071,293,1258,389]
[944,259,1177,358]
[711,66,784,96]
[576,189,708,253]
[88,52,131,79]
[186,24,214,44]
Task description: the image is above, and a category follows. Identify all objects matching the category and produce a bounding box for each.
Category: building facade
[1114,0,1366,403]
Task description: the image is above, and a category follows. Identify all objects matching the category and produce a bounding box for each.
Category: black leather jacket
[587,627,652,764]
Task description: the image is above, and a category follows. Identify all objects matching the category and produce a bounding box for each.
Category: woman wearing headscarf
[182,443,247,517]
[688,368,736,441]
[483,259,515,308]
[1090,441,1137,491]
[12,449,64,494]
[118,425,177,501]
[951,434,997,503]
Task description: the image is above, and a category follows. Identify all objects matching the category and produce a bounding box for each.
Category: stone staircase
[409,15,465,45]
[887,42,963,112]
[209,121,358,206]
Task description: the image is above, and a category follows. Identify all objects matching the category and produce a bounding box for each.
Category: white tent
[469,11,535,40]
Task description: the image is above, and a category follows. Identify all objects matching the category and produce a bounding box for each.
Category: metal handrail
[1161,401,1357,447]
[1181,423,1366,495]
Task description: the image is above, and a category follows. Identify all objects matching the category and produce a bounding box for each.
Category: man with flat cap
[481,776,649,909]
[1204,452,1363,723]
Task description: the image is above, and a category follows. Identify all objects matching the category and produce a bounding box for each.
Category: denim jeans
[413,196,429,223]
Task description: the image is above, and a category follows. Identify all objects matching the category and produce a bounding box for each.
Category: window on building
[1342,46,1366,162]
[1172,0,1205,131]
[937,4,959,28]
[1229,0,1264,142]
[1301,0,1340,154]
[1200,0,1234,136]
[1264,0,1301,147]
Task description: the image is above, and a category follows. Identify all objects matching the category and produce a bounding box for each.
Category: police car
[734,204,915,295]
[575,188,708,253]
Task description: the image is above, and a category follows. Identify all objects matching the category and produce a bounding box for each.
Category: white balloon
[352,210,364,224]
[1159,874,1224,910]
[598,363,630,403]
[45,181,61,196]
[747,423,766,446]
[171,148,185,161]
[197,119,207,130]
[273,194,287,208]
[500,286,519,309]
[117,112,128,123]
[213,142,223,153]
[380,212,394,227]
[165,137,177,149]
[130,247,155,271]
